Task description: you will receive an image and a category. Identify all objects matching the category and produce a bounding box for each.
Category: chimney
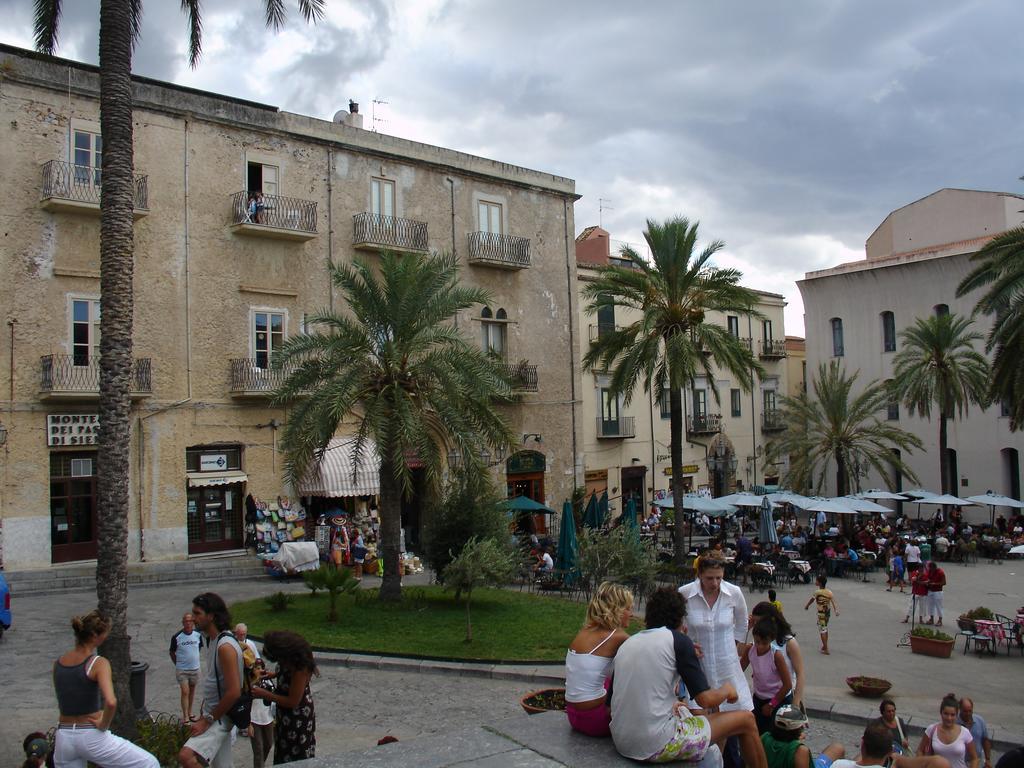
[345,100,364,129]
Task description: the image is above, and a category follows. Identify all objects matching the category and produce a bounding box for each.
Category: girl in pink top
[739,618,791,734]
[918,693,978,768]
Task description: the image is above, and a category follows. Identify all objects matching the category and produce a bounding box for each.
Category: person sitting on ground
[760,705,844,768]
[609,587,768,767]
[564,582,633,737]
[740,618,792,734]
[832,722,951,768]
[871,699,910,756]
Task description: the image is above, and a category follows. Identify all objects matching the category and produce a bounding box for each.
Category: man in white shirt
[904,541,922,575]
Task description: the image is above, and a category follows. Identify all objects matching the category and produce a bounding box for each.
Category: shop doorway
[621,466,647,510]
[507,450,547,535]
[50,451,98,563]
[187,483,244,554]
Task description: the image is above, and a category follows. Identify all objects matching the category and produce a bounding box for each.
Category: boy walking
[804,575,839,654]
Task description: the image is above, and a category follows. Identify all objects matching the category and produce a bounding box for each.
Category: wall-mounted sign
[663,464,701,476]
[584,469,607,482]
[507,450,546,475]
[200,453,228,471]
[47,414,99,447]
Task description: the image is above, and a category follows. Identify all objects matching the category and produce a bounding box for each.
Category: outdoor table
[973,619,1004,654]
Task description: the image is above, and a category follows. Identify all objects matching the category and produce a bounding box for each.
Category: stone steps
[4,554,267,595]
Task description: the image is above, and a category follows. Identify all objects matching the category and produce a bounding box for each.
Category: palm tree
[766,361,922,496]
[891,313,990,494]
[34,0,324,734]
[273,252,515,602]
[956,225,1024,430]
[582,216,764,566]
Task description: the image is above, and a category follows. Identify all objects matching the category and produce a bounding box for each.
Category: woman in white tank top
[564,582,634,737]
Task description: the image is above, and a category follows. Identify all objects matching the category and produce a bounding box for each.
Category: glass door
[50,452,98,563]
[187,483,244,554]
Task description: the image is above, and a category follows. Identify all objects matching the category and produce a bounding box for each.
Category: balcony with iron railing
[686,413,721,435]
[467,231,531,269]
[588,323,624,343]
[739,337,753,352]
[352,212,428,254]
[40,160,149,217]
[229,358,295,398]
[596,416,636,439]
[501,362,539,392]
[759,338,787,359]
[229,191,318,241]
[39,355,152,400]
[761,410,787,432]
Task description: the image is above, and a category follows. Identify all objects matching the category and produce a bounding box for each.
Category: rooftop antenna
[598,198,614,227]
[372,98,389,132]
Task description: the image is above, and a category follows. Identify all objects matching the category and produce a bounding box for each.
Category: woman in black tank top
[52,610,158,767]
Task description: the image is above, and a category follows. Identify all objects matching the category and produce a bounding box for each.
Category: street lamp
[447,444,508,469]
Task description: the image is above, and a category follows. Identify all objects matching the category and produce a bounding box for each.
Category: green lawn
[231,586,592,662]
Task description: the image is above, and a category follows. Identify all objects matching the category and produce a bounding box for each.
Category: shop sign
[47,414,99,447]
[584,469,607,482]
[506,450,546,475]
[200,453,228,471]
[663,464,700,476]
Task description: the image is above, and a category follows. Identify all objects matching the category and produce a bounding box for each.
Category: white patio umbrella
[716,492,775,508]
[857,489,909,501]
[964,492,1024,525]
[902,489,940,500]
[803,497,858,515]
[767,491,815,509]
[833,496,891,514]
[914,494,977,506]
[653,495,737,515]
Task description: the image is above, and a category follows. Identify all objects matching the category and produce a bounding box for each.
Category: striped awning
[298,437,380,497]
[187,470,249,488]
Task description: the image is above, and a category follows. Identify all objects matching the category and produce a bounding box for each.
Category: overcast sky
[2,0,1021,335]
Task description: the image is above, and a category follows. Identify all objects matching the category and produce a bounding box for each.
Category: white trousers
[906,593,926,619]
[928,591,944,619]
[54,726,159,768]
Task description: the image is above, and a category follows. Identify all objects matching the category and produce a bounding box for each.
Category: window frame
[72,128,102,187]
[245,155,280,197]
[371,177,395,218]
[730,388,742,418]
[692,388,708,418]
[660,388,672,419]
[68,295,101,367]
[762,319,773,342]
[478,200,503,234]
[830,317,844,357]
[763,389,777,414]
[480,307,508,359]
[881,311,896,353]
[727,315,740,338]
[250,307,288,370]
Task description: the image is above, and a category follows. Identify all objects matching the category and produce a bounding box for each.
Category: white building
[798,188,1024,522]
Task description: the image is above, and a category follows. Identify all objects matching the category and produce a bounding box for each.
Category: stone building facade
[574,226,789,513]
[799,188,1024,522]
[0,44,581,569]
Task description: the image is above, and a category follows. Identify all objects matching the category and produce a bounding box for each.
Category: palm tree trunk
[669,385,687,567]
[95,0,137,737]
[378,460,404,602]
[938,413,949,495]
[835,451,848,496]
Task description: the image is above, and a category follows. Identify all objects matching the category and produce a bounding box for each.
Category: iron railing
[352,212,428,251]
[467,231,531,268]
[231,191,317,233]
[40,354,152,394]
[589,323,623,342]
[229,358,292,394]
[40,160,149,209]
[739,337,753,352]
[687,413,721,435]
[761,410,787,432]
[596,416,636,438]
[501,362,538,392]
[760,339,787,359]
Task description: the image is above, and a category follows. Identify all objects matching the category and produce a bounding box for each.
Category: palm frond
[180,0,203,68]
[33,0,61,54]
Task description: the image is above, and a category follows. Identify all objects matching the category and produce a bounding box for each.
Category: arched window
[830,317,844,357]
[481,306,506,358]
[881,311,896,353]
[934,303,949,317]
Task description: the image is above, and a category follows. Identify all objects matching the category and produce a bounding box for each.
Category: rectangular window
[660,388,671,419]
[371,178,395,217]
[763,389,777,414]
[730,389,741,418]
[887,401,900,421]
[71,298,100,366]
[478,201,502,234]
[185,447,243,472]
[73,129,102,186]
[762,319,773,342]
[692,388,707,417]
[831,318,844,357]
[253,311,285,369]
[1002,399,1012,418]
[727,316,740,338]
[247,161,279,197]
[600,388,619,422]
[882,311,896,353]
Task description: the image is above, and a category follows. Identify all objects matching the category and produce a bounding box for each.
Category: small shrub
[136,712,189,767]
[911,626,954,642]
[265,591,294,612]
[312,565,359,622]
[303,567,326,597]
[962,606,994,621]
[441,536,516,642]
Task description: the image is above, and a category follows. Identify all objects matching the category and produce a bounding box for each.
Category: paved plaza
[0,558,1020,766]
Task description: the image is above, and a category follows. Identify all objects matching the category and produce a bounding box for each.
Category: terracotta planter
[910,635,954,658]
[846,676,892,697]
[520,687,566,715]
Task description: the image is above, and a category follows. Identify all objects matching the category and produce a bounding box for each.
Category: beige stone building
[799,188,1024,521]
[574,226,789,512]
[0,44,581,570]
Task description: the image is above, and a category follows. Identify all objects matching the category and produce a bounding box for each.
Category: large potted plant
[910,626,955,658]
[956,606,994,633]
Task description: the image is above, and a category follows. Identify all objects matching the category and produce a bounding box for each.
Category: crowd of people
[564,552,1013,768]
[45,595,318,768]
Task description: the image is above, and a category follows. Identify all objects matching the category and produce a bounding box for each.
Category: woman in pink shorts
[564,582,634,736]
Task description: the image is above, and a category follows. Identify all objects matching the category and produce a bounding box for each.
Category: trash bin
[129,661,149,718]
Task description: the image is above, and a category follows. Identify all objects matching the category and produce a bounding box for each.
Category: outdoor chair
[994,614,1024,656]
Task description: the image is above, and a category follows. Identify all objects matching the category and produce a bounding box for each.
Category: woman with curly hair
[252,631,319,764]
[564,582,634,736]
